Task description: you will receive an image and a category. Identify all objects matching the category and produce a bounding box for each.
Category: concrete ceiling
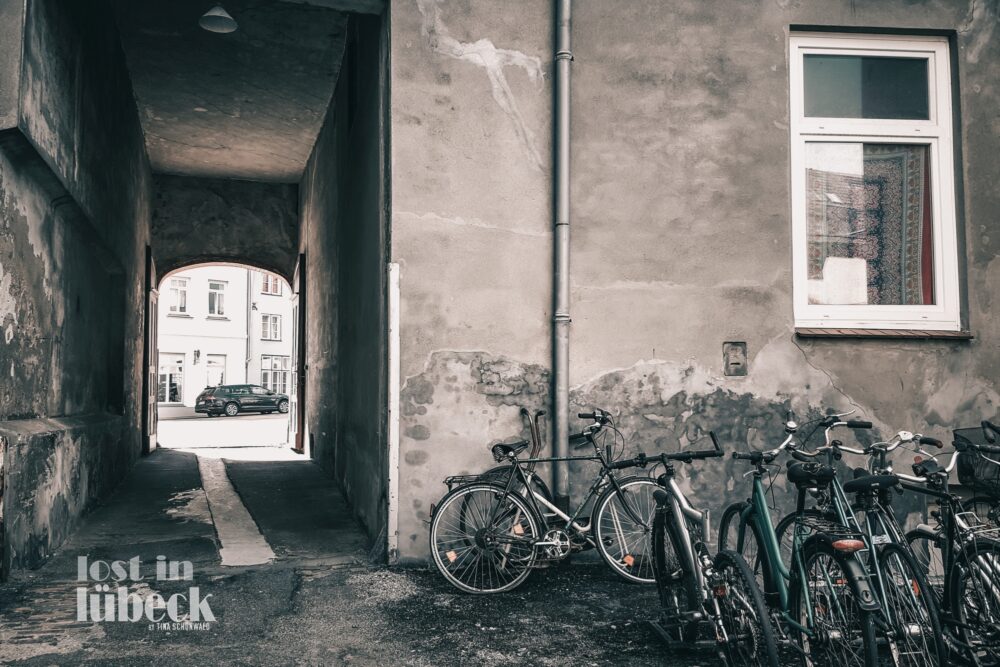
[113,1,368,182]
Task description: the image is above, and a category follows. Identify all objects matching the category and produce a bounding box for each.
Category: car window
[252,387,267,395]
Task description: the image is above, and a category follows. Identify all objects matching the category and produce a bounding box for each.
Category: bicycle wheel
[429,483,539,594]
[875,542,945,666]
[652,502,699,641]
[905,529,946,606]
[719,502,775,599]
[592,477,659,583]
[948,537,1000,665]
[788,537,878,667]
[714,549,781,667]
[775,509,829,573]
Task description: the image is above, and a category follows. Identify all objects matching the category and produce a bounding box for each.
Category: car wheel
[278,400,289,414]
[224,402,239,417]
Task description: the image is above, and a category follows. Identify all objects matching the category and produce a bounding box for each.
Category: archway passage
[0,0,390,584]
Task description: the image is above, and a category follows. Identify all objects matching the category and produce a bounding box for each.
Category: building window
[261,272,283,296]
[206,354,226,386]
[157,353,185,403]
[168,278,188,314]
[261,314,281,340]
[261,355,290,394]
[208,280,226,316]
[789,34,961,331]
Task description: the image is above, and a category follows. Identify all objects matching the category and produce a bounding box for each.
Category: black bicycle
[429,409,668,593]
[904,425,1000,665]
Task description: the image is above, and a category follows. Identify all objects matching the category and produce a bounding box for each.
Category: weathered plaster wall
[0,0,152,576]
[152,175,299,282]
[299,13,389,549]
[0,0,24,130]
[391,0,553,559]
[391,0,999,561]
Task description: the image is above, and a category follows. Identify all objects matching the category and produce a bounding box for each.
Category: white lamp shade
[199,5,238,34]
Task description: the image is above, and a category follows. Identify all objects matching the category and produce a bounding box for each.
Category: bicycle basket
[955,426,1000,498]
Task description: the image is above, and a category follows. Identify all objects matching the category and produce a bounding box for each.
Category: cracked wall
[391,0,1000,562]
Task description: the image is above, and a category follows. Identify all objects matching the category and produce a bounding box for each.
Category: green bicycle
[717,416,881,665]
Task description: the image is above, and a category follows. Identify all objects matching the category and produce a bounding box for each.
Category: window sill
[795,327,973,340]
[167,313,192,319]
[207,316,230,321]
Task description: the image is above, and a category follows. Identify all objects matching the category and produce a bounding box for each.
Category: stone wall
[390,0,999,561]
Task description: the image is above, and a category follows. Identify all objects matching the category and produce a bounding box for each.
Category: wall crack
[415,0,545,170]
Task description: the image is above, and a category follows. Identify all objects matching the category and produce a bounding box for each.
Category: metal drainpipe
[552,0,573,511]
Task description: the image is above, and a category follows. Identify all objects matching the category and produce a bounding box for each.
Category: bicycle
[903,425,1000,665]
[429,409,670,593]
[648,432,781,666]
[751,417,946,666]
[954,421,1000,527]
[717,415,882,665]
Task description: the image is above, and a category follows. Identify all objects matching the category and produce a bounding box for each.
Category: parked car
[195,384,289,417]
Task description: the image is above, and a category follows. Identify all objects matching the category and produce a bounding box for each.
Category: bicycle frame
[489,452,651,549]
[657,465,712,596]
[736,472,815,634]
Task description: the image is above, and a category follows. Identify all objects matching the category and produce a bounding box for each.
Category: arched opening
[154,263,300,456]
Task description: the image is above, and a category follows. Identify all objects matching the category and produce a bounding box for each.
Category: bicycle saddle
[491,440,530,462]
[786,461,836,488]
[842,468,899,493]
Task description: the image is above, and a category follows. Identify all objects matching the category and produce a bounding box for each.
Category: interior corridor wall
[0,0,151,576]
[299,13,390,551]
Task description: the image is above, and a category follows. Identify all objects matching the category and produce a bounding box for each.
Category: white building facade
[157,266,294,407]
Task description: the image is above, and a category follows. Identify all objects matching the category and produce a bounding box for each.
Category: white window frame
[261,272,283,296]
[261,355,290,394]
[208,280,227,316]
[261,314,281,341]
[168,278,189,314]
[789,33,961,331]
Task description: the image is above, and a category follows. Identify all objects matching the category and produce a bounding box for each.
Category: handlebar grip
[847,420,873,429]
[919,436,944,449]
[732,451,758,462]
[578,412,595,420]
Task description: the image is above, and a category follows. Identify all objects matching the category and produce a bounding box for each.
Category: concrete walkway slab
[197,458,275,566]
[224,460,369,562]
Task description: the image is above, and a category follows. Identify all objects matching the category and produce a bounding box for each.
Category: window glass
[168,278,188,313]
[805,142,934,306]
[804,55,929,119]
[208,281,226,316]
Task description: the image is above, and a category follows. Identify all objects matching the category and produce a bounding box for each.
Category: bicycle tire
[875,542,946,666]
[714,549,782,667]
[718,502,778,605]
[947,537,1000,665]
[429,482,540,594]
[788,536,878,667]
[592,477,660,583]
[652,502,700,641]
[905,529,946,607]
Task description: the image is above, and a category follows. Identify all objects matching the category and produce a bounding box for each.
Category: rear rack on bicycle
[443,474,487,491]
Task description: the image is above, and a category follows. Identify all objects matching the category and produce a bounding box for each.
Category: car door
[248,386,270,411]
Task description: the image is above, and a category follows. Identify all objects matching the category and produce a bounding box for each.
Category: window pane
[805,143,934,306]
[804,55,929,119]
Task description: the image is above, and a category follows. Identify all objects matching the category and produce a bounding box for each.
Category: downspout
[552,0,573,511]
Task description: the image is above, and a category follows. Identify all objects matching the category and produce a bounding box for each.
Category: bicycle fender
[838,554,881,612]
[807,532,881,612]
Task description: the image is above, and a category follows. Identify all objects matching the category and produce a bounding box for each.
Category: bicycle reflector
[832,539,865,553]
